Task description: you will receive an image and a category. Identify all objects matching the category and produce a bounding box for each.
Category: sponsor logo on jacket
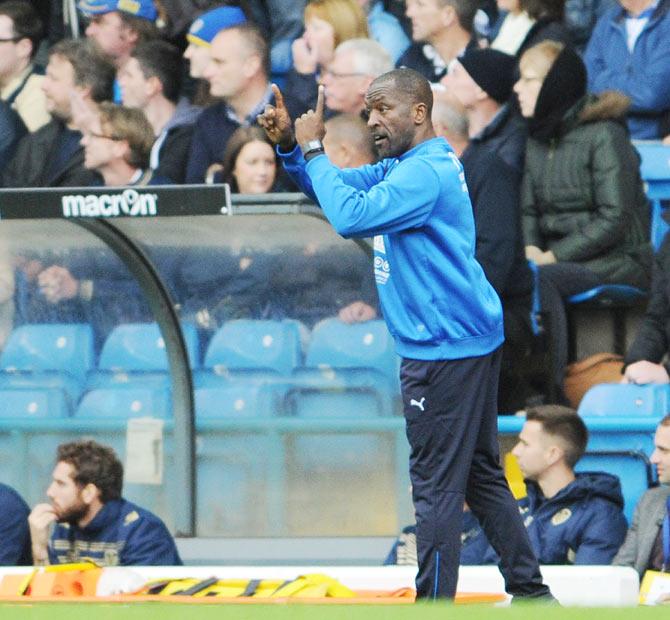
[374,235,390,285]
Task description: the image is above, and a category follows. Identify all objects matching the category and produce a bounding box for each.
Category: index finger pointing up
[272,83,286,110]
[315,84,325,119]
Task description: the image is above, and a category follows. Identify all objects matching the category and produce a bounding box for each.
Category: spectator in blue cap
[184,5,247,80]
[78,0,159,69]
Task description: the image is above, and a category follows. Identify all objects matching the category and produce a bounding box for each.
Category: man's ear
[114,138,131,162]
[441,4,457,28]
[546,444,564,467]
[146,75,162,98]
[243,53,262,79]
[81,483,99,505]
[75,84,92,103]
[475,86,488,103]
[412,101,428,125]
[121,25,139,47]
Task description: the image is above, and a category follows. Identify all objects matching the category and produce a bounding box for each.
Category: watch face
[303,140,323,152]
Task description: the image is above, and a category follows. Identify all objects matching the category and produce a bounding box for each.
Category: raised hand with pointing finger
[294,84,327,159]
[257,84,296,151]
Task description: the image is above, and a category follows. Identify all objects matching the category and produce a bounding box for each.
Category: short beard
[56,502,89,525]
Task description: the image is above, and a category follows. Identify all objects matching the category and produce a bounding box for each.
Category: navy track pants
[400,349,550,600]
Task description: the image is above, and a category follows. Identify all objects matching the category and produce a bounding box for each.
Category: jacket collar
[614,0,669,24]
[72,499,123,535]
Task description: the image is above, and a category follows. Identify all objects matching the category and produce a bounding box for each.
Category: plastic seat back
[0,323,94,381]
[204,319,302,375]
[98,322,199,371]
[75,387,169,418]
[305,318,399,382]
[0,388,70,418]
[578,383,670,418]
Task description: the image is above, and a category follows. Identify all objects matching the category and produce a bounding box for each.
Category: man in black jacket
[0,100,26,174]
[2,39,115,188]
[622,233,670,385]
[437,52,535,410]
[119,40,200,183]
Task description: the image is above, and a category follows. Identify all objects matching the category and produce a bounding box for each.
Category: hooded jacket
[473,472,628,565]
[519,472,628,564]
[153,99,201,184]
[522,90,651,289]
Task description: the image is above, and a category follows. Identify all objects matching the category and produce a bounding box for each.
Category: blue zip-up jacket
[584,0,670,139]
[472,472,628,565]
[0,483,31,565]
[48,498,182,566]
[279,138,503,360]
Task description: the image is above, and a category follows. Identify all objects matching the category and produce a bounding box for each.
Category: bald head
[370,68,434,116]
[324,113,376,167]
[432,90,469,156]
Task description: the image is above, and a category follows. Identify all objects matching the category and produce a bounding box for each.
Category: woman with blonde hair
[515,40,651,400]
[287,0,369,113]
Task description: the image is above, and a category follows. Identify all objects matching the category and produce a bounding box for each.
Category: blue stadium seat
[576,450,653,524]
[195,383,276,418]
[578,383,670,418]
[0,323,94,405]
[0,388,70,418]
[87,322,199,390]
[286,367,394,417]
[305,318,399,382]
[204,319,303,375]
[635,141,670,250]
[97,322,199,370]
[74,387,170,418]
[285,319,400,418]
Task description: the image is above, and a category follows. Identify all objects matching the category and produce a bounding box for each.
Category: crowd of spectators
[0,1,669,589]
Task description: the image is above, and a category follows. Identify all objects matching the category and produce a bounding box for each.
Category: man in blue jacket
[28,440,181,566]
[0,483,31,565]
[584,0,670,139]
[257,68,551,601]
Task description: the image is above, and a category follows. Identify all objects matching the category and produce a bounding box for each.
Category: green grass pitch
[1,603,669,620]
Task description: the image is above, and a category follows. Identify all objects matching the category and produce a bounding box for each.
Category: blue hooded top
[279,137,503,361]
[472,471,629,565]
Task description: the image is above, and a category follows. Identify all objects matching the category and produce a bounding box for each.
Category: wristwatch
[301,139,325,157]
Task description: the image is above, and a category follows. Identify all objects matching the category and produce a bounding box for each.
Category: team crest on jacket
[551,508,572,526]
[124,511,140,526]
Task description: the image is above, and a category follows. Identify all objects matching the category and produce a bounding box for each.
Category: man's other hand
[257,84,295,150]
